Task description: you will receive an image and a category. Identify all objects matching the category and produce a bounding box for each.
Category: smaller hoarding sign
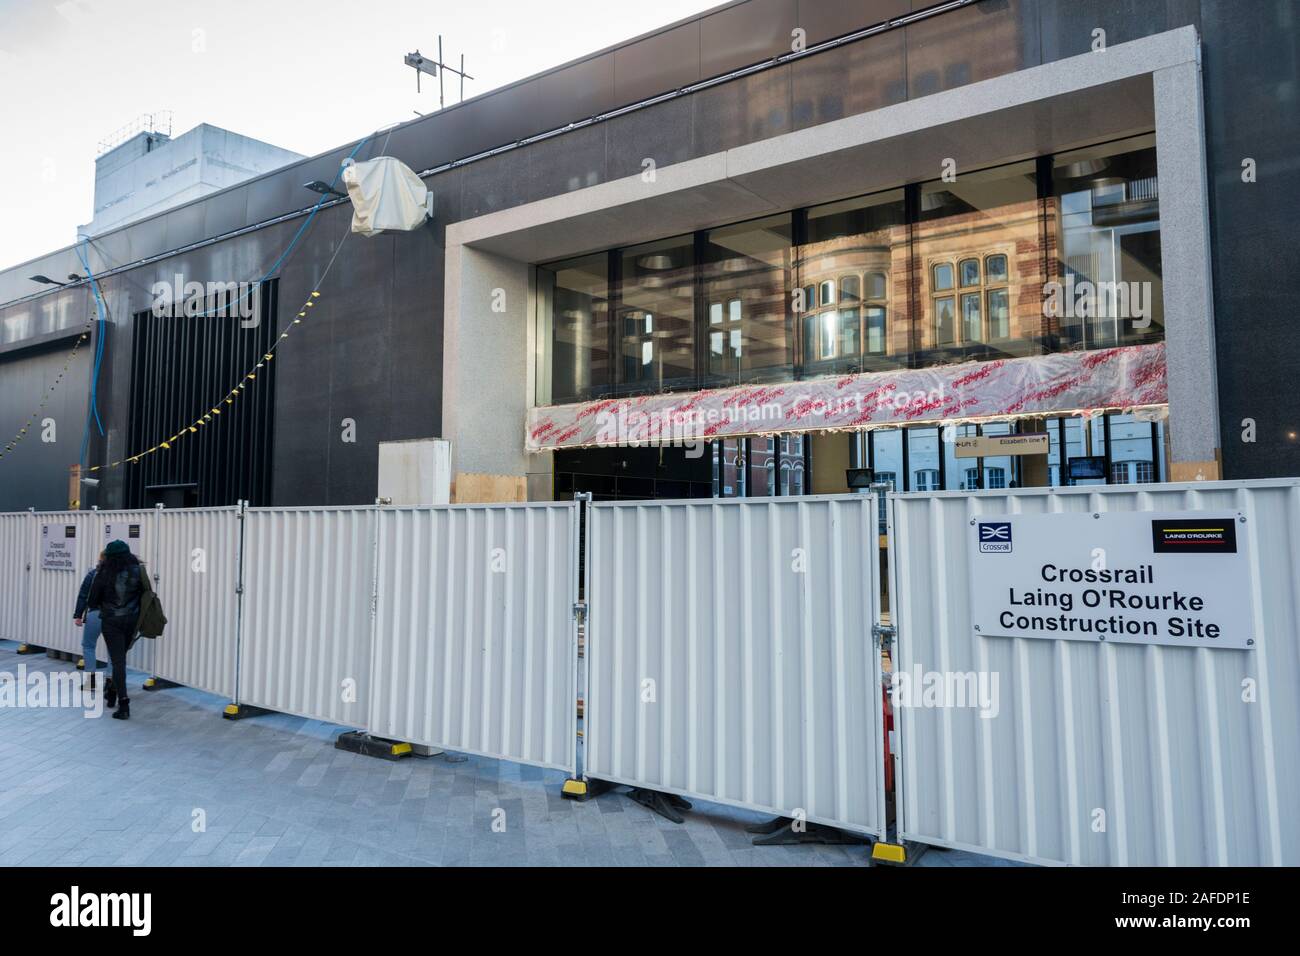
[41,523,77,571]
[103,521,145,559]
[970,510,1253,650]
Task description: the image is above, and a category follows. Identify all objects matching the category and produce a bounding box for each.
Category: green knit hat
[104,539,130,557]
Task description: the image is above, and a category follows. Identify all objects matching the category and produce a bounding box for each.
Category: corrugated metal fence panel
[0,513,30,643]
[585,496,886,838]
[11,511,154,669]
[26,512,96,655]
[239,507,375,726]
[149,507,241,698]
[890,479,1300,866]
[367,503,579,773]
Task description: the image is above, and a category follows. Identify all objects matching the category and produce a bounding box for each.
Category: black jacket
[86,555,144,627]
[73,567,98,619]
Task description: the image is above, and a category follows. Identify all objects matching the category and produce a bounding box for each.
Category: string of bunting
[0,319,95,462]
[5,128,378,473]
[85,287,324,473]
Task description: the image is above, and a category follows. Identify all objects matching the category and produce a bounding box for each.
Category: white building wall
[79,125,303,237]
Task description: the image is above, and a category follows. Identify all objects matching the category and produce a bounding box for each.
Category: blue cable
[72,129,378,466]
[188,131,376,319]
[75,238,107,467]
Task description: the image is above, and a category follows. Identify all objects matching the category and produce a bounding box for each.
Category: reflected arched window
[985,254,1008,282]
[820,279,836,307]
[866,272,888,300]
[933,263,954,292]
[840,275,860,304]
[914,468,940,491]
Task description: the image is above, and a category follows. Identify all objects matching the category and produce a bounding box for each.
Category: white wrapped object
[341,156,430,236]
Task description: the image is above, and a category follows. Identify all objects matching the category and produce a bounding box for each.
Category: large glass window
[944,424,978,489]
[1048,420,1063,486]
[2,311,33,345]
[871,430,903,488]
[979,421,1017,489]
[617,236,696,394]
[1052,135,1163,350]
[716,438,745,497]
[1059,417,1099,485]
[917,161,1041,363]
[1107,412,1162,485]
[537,141,1164,408]
[749,436,776,497]
[702,215,793,385]
[709,434,808,498]
[871,428,903,526]
[779,435,805,495]
[798,189,907,377]
[536,254,609,405]
[1041,413,1165,487]
[907,426,941,492]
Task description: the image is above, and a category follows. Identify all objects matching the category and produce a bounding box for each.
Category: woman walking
[85,539,144,720]
[72,551,104,690]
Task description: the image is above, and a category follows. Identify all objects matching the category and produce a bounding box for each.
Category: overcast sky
[0,0,722,270]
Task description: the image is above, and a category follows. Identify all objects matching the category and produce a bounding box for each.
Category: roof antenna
[404,35,473,110]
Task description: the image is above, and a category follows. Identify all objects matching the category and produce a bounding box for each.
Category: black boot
[112,700,130,720]
[103,679,117,709]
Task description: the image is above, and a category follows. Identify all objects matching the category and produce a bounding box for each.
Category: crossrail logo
[49,887,151,936]
[978,521,1013,553]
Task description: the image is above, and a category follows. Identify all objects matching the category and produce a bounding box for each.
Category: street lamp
[304,180,346,200]
[29,274,68,286]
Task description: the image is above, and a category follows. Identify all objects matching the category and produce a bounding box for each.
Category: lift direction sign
[969,510,1253,650]
[953,433,1049,459]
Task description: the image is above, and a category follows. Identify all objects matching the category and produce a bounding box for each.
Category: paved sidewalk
[0,641,1015,867]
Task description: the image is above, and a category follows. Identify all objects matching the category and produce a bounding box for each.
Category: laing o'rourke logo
[1151,518,1237,554]
[978,521,1012,553]
[50,886,151,936]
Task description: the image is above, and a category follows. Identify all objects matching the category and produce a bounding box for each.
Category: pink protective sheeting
[526,342,1167,451]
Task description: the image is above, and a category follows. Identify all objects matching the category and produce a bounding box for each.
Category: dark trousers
[101,619,135,704]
